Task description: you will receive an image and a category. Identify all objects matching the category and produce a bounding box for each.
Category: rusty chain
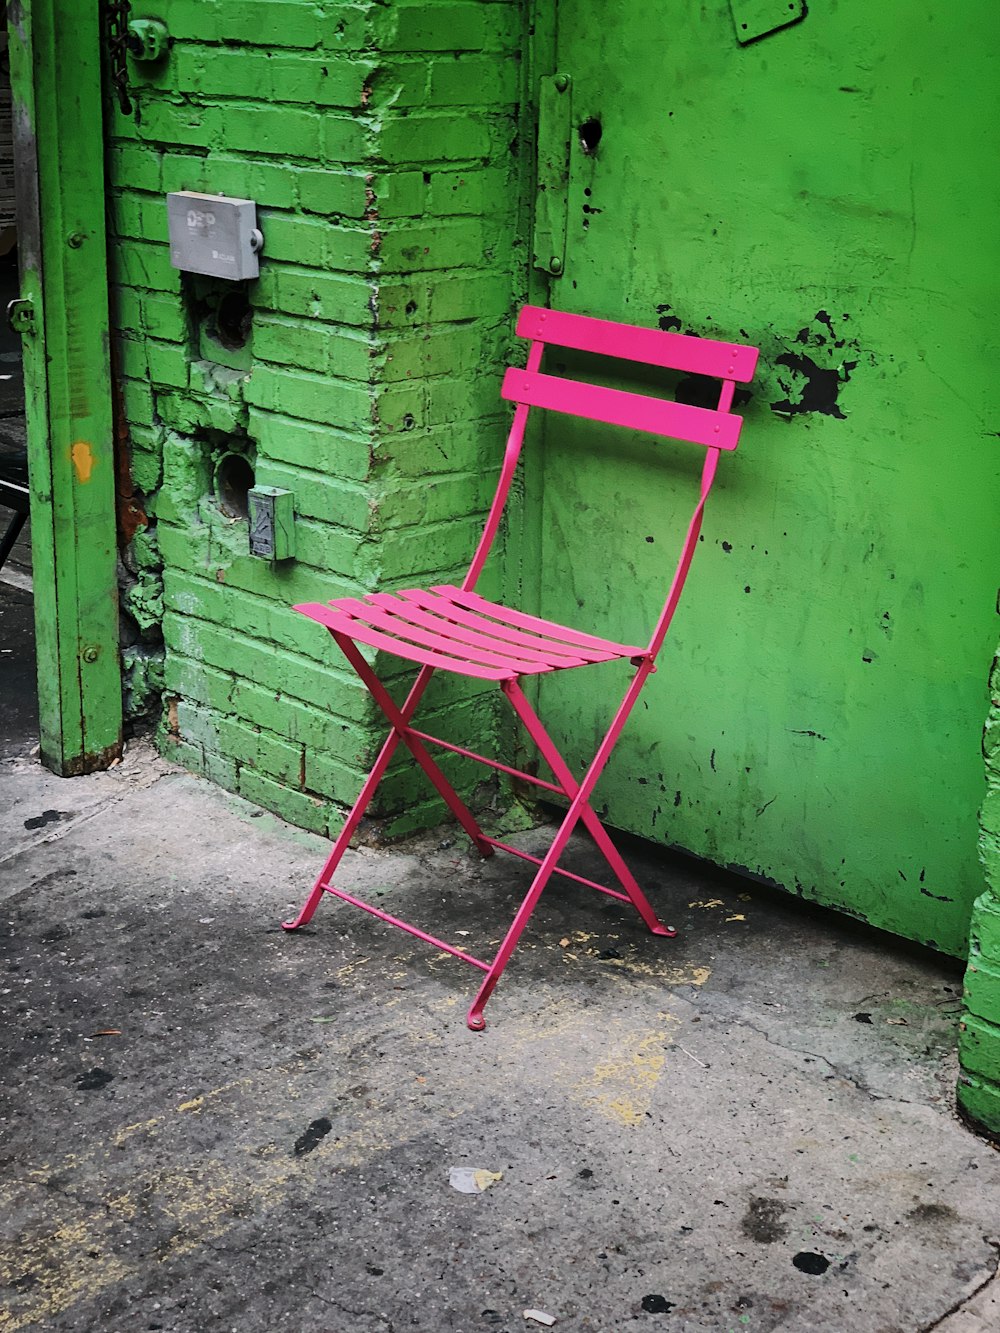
[103,0,134,117]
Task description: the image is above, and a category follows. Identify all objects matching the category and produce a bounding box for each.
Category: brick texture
[958,647,1000,1137]
[108,0,526,834]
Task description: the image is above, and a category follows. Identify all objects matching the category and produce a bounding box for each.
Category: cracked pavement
[1,710,999,1330]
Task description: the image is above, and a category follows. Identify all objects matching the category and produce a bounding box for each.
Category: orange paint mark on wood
[71,440,95,483]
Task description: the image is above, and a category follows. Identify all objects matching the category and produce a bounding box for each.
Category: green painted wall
[107,0,526,834]
[104,1,998,977]
[512,0,1000,961]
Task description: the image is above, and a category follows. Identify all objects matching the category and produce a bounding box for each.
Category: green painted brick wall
[958,648,1000,1138]
[107,0,527,834]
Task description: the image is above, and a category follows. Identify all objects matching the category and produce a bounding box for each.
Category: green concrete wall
[516,0,1000,961]
[958,648,1000,1137]
[107,0,526,834]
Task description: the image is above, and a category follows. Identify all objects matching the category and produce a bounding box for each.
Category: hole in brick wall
[579,117,603,155]
[213,287,253,350]
[215,453,255,520]
[405,299,418,316]
[182,275,254,368]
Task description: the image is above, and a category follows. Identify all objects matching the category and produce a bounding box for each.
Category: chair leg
[467,670,662,1030]
[283,661,440,930]
[283,719,412,930]
[284,635,497,931]
[502,678,673,938]
[334,634,495,859]
[466,780,607,1030]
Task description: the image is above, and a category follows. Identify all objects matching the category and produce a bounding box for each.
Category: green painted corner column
[8,0,122,773]
[958,646,1000,1141]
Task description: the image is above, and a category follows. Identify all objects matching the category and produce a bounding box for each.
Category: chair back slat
[516,303,759,383]
[501,367,744,451]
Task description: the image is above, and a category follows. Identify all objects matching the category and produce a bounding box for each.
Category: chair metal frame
[283,304,759,1029]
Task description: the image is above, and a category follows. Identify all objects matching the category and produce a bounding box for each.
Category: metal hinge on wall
[532,74,572,279]
[6,298,36,336]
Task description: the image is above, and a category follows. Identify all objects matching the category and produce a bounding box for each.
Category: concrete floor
[1,648,999,1333]
[1,209,997,1333]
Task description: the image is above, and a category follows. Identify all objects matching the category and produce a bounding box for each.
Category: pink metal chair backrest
[464,304,759,661]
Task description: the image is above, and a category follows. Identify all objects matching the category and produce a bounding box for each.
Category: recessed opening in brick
[215,453,255,520]
[213,287,253,350]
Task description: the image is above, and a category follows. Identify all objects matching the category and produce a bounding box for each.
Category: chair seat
[295,583,646,682]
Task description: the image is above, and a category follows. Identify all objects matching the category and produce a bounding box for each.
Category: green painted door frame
[7,0,122,773]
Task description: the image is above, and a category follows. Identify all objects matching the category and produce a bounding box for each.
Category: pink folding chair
[283,305,759,1029]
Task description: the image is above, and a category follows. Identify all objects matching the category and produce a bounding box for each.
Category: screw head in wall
[82,645,101,664]
[549,256,563,274]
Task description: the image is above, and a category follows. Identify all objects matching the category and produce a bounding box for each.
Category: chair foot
[466,1005,487,1032]
[281,888,326,931]
[651,922,678,938]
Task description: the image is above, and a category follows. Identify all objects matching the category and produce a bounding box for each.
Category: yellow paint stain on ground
[591,953,711,986]
[574,1016,681,1127]
[111,1116,160,1147]
[688,898,725,909]
[69,440,95,483]
[0,1214,133,1333]
[0,1051,473,1331]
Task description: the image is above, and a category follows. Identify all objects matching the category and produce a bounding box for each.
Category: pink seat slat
[501,368,744,450]
[334,597,545,673]
[434,585,645,657]
[295,602,513,681]
[366,592,592,669]
[516,304,759,383]
[394,588,614,663]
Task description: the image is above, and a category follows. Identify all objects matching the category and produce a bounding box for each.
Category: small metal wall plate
[729,0,806,45]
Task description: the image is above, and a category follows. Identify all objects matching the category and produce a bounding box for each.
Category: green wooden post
[7,0,122,773]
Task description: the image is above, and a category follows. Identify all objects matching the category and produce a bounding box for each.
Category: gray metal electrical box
[248,487,295,561]
[167,191,263,281]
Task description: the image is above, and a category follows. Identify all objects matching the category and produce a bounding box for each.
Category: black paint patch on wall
[771,351,855,420]
[771,310,863,420]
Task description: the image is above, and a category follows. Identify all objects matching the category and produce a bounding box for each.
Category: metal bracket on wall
[6,298,36,336]
[729,0,806,45]
[532,74,572,278]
